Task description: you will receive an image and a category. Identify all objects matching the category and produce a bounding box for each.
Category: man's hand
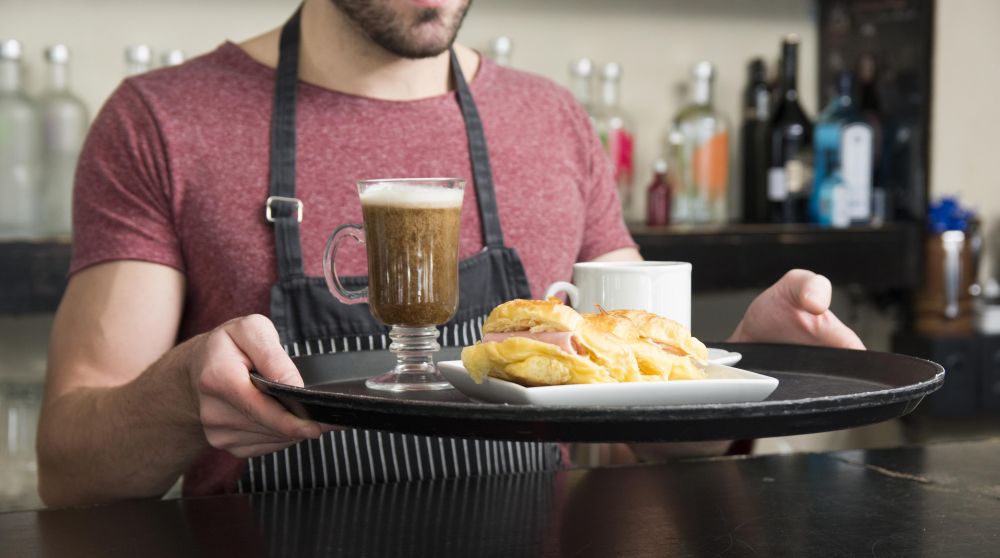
[729,269,864,349]
[190,314,330,459]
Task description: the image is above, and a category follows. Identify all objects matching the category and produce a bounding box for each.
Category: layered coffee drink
[360,184,463,326]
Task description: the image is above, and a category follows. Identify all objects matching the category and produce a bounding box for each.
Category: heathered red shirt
[70,43,635,496]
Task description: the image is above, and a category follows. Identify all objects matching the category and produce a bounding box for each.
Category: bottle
[38,45,89,237]
[766,35,813,223]
[488,37,512,67]
[0,40,42,238]
[646,159,672,226]
[857,52,885,217]
[671,61,729,224]
[741,58,771,223]
[595,63,635,222]
[569,58,595,120]
[814,151,849,228]
[125,45,152,76]
[160,49,185,67]
[811,71,872,224]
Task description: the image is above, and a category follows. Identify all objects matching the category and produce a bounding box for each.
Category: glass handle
[324,223,368,304]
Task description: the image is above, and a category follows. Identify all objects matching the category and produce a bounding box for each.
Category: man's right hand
[188,314,327,458]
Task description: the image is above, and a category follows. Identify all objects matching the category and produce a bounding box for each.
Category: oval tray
[251,343,944,442]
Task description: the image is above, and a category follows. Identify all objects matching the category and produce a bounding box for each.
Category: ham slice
[482,331,578,355]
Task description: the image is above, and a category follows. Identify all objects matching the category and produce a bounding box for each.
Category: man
[37,0,863,507]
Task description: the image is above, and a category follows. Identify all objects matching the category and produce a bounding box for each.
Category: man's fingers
[779,269,831,315]
[815,312,866,350]
[226,314,304,387]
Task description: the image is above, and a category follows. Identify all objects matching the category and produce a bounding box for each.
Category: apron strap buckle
[265,196,303,223]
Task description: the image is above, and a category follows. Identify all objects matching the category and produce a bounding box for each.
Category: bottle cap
[0,39,23,60]
[602,62,622,81]
[653,159,668,174]
[784,33,800,45]
[748,58,766,80]
[835,70,854,96]
[125,45,152,64]
[570,57,593,77]
[45,44,70,64]
[490,36,512,56]
[161,49,185,67]
[692,61,714,80]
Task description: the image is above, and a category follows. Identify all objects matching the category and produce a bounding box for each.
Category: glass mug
[324,178,465,392]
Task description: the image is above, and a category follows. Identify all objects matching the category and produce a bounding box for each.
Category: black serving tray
[250,343,944,442]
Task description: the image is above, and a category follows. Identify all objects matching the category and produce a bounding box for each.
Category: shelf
[0,239,72,314]
[0,224,922,314]
[630,222,922,293]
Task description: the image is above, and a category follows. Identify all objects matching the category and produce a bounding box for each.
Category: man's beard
[330,0,471,59]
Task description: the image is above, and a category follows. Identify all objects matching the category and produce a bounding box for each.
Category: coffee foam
[360,183,464,208]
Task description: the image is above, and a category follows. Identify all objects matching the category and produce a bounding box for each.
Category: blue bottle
[815,152,849,228]
[811,72,872,224]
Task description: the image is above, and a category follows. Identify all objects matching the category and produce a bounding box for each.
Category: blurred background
[1,0,998,511]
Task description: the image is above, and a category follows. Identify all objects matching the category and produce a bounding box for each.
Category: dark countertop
[4,438,999,557]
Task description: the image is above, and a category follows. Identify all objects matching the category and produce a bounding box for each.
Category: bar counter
[3,439,997,557]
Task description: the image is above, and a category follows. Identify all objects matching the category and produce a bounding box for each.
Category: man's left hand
[729,269,865,350]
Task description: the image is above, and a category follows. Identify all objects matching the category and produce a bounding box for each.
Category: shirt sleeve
[570,101,638,262]
[70,80,185,277]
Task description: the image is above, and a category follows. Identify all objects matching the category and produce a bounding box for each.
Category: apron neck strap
[267,7,506,280]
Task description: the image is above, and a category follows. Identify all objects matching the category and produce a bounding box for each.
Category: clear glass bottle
[125,45,152,76]
[670,61,729,224]
[160,49,186,67]
[0,40,42,238]
[39,44,89,237]
[569,58,596,120]
[595,62,635,222]
[488,37,512,67]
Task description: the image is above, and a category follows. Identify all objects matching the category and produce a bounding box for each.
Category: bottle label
[768,167,786,201]
[609,128,634,188]
[785,159,805,193]
[841,123,873,222]
[692,131,728,200]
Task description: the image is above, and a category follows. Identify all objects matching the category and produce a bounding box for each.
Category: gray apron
[238,8,562,493]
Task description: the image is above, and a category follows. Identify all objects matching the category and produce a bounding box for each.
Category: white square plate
[437,360,778,407]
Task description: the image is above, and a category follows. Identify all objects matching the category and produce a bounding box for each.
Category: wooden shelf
[630,222,922,293]
[0,239,72,314]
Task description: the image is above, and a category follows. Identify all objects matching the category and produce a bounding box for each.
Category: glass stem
[389,325,441,374]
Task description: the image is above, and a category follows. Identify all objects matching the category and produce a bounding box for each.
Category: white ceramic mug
[544,261,692,329]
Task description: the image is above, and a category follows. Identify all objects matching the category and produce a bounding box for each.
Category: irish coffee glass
[324,178,465,392]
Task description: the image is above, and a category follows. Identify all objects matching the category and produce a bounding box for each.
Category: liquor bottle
[0,40,42,238]
[741,58,770,223]
[811,71,872,224]
[160,49,185,67]
[125,45,152,76]
[595,63,635,221]
[646,159,672,226]
[488,37,512,67]
[39,44,89,236]
[569,58,595,120]
[766,35,812,223]
[671,61,729,224]
[857,52,887,217]
[814,151,849,228]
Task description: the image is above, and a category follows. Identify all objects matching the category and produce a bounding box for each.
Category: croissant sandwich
[460,298,707,387]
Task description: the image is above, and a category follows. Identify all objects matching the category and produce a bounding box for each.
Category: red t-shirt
[70,43,635,495]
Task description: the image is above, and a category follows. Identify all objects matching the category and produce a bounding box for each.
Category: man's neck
[239,0,480,101]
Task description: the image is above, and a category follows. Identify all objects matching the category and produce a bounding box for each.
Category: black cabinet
[892,332,1000,416]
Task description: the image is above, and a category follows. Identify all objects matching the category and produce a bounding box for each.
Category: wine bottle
[766,35,813,223]
[741,58,770,223]
[0,40,42,238]
[39,44,89,236]
[671,61,729,224]
[595,62,635,222]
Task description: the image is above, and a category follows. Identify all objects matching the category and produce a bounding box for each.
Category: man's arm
[38,261,325,508]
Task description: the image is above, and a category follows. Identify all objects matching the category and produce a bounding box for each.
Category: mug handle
[544,281,579,308]
[324,224,369,304]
